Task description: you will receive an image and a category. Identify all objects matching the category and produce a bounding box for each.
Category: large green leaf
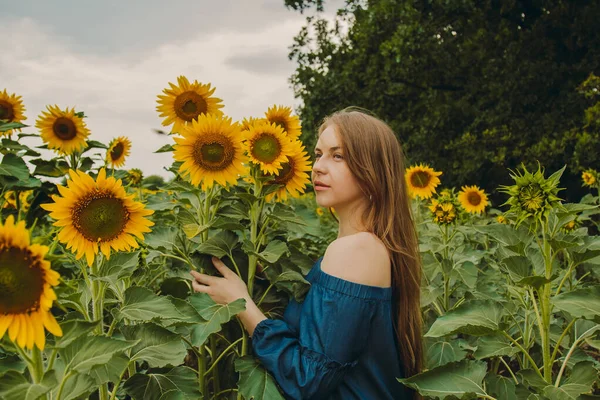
[121,323,187,368]
[473,335,519,360]
[0,153,29,180]
[144,227,179,252]
[115,287,181,322]
[552,286,600,320]
[89,353,129,386]
[194,230,239,258]
[398,359,489,398]
[425,300,505,337]
[0,370,57,400]
[58,372,97,400]
[450,260,478,289]
[425,338,468,369]
[543,361,598,399]
[52,319,99,349]
[97,251,140,280]
[123,366,201,400]
[189,293,246,346]
[235,356,285,400]
[30,158,70,177]
[60,335,137,374]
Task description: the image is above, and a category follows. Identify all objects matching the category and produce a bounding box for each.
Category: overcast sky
[2,0,341,179]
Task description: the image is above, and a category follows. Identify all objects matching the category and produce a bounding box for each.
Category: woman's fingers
[191,279,210,294]
[211,257,235,278]
[190,270,216,285]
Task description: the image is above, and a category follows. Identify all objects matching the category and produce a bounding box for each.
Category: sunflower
[582,170,597,187]
[458,185,489,214]
[562,220,577,232]
[0,216,62,350]
[264,105,302,139]
[157,76,224,134]
[127,168,144,186]
[405,164,442,199]
[263,140,312,202]
[41,169,155,266]
[36,105,89,155]
[316,207,324,216]
[244,121,296,175]
[2,191,33,212]
[428,198,457,225]
[496,215,507,224]
[0,89,27,137]
[106,137,132,168]
[173,113,248,190]
[240,117,265,132]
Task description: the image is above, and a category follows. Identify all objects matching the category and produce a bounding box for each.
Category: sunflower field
[0,77,599,400]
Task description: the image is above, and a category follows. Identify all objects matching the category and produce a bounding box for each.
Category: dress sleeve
[250,273,379,400]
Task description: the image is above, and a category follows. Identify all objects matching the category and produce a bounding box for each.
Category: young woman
[191,109,423,399]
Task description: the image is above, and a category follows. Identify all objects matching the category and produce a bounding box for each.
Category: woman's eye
[314,154,321,159]
[334,154,343,160]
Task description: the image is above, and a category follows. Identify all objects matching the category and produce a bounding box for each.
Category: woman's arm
[238,298,267,336]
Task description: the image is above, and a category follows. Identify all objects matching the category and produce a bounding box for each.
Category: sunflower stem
[30,346,44,384]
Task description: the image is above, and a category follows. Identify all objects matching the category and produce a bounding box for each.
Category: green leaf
[144,227,179,252]
[154,144,175,153]
[485,374,517,400]
[30,158,69,177]
[194,230,239,258]
[0,153,30,180]
[0,121,27,132]
[52,319,99,349]
[121,323,187,368]
[269,202,308,226]
[398,359,489,398]
[123,366,201,400]
[0,354,26,376]
[89,353,129,386]
[472,224,530,247]
[451,260,478,289]
[548,369,596,400]
[235,356,285,400]
[518,369,549,391]
[256,240,289,263]
[189,293,246,346]
[1,138,41,157]
[0,370,58,400]
[552,286,600,320]
[60,335,137,374]
[58,372,97,400]
[96,251,140,295]
[116,287,182,322]
[425,338,468,369]
[473,335,519,359]
[425,300,505,337]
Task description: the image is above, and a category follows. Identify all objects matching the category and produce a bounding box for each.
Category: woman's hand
[190,256,250,305]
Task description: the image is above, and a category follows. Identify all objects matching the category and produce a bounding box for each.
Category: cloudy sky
[3,0,341,179]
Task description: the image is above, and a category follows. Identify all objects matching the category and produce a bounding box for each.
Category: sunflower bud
[499,163,565,227]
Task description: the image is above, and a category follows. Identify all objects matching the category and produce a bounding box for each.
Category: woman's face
[312,125,366,210]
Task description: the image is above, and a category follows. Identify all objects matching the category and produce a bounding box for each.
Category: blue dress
[251,256,412,400]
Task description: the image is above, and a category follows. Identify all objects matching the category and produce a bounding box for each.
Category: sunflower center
[0,247,44,314]
[110,142,125,161]
[193,134,235,171]
[252,134,281,163]
[53,117,77,140]
[0,100,15,121]
[410,171,431,188]
[467,192,482,206]
[175,91,208,122]
[273,161,295,184]
[519,184,544,212]
[73,193,130,242]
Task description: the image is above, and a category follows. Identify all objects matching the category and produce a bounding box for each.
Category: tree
[286,0,600,203]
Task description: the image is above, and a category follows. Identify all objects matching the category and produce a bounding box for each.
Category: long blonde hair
[318,108,423,389]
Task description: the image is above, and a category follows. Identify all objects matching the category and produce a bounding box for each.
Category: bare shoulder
[321,232,391,288]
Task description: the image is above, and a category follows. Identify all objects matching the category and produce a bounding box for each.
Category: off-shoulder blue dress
[251,256,412,400]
